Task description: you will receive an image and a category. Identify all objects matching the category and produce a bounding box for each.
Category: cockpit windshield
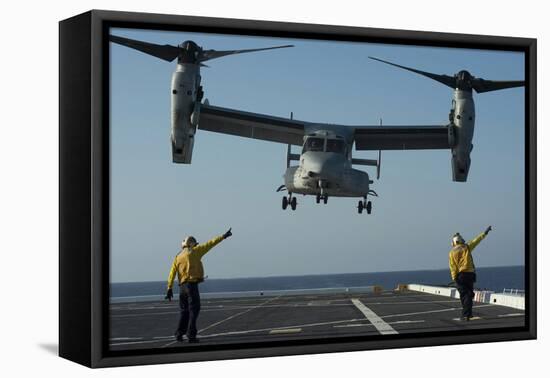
[302,137,324,153]
[326,139,346,154]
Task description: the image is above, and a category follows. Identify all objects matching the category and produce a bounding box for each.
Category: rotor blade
[199,45,294,62]
[109,35,182,62]
[369,57,456,89]
[471,79,525,93]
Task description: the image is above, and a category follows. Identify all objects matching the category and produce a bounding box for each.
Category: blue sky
[109,28,525,283]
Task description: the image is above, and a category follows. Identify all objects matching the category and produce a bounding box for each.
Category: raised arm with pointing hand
[223,227,232,239]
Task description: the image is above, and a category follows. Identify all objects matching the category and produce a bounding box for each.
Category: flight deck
[109,287,525,351]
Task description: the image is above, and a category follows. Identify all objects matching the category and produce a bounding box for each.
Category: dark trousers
[176,282,201,340]
[455,272,476,318]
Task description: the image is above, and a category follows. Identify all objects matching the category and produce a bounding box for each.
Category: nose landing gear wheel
[323,196,328,204]
[290,197,297,210]
[316,194,320,204]
[282,196,288,210]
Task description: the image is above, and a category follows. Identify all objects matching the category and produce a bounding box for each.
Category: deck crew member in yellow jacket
[165,228,232,343]
[449,226,492,321]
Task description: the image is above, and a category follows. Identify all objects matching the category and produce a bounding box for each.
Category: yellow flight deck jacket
[167,235,224,289]
[449,232,487,281]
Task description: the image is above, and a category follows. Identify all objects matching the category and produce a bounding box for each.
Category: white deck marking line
[111,303,357,318]
[452,316,482,321]
[199,295,282,334]
[269,328,302,334]
[160,295,282,348]
[198,318,364,339]
[111,311,179,318]
[381,304,493,319]
[333,324,375,328]
[452,317,480,321]
[109,337,143,341]
[354,300,458,305]
[498,313,524,318]
[351,298,398,335]
[334,320,425,328]
[110,317,367,346]
[111,339,183,347]
[392,320,426,324]
[114,304,225,310]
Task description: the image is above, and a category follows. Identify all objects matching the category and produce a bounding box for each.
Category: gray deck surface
[109,290,525,351]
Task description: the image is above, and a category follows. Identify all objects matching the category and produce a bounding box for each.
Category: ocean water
[110,265,524,299]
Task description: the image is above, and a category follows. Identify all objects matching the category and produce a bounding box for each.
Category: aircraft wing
[199,104,305,146]
[353,125,451,150]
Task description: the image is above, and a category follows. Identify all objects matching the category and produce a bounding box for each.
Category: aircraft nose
[304,154,342,181]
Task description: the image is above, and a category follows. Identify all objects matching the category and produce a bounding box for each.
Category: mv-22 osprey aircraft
[109,35,524,214]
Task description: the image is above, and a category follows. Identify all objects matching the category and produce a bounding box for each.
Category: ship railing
[502,288,525,296]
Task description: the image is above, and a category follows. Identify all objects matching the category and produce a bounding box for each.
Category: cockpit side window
[302,137,325,153]
[326,139,345,154]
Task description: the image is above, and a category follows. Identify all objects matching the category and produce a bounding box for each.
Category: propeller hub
[178,40,202,64]
[455,70,474,90]
[178,40,199,50]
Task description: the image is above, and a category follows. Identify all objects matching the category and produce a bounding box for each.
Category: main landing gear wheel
[358,198,372,215]
[323,196,328,204]
[282,194,297,211]
[316,194,321,204]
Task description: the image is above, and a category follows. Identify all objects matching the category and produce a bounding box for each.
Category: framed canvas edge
[59,10,93,367]
[94,330,535,368]
[63,9,538,368]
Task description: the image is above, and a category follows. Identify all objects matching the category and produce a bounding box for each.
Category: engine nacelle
[172,133,195,164]
[450,90,476,182]
[171,64,200,164]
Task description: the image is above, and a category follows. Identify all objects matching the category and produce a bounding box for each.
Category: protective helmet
[452,233,465,246]
[182,236,198,248]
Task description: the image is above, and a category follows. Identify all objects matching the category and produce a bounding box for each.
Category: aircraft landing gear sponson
[282,193,297,211]
[358,198,372,214]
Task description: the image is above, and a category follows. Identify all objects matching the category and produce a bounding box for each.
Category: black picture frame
[59,9,536,368]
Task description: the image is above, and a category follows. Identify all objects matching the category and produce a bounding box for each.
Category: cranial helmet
[182,236,198,248]
[452,233,465,246]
